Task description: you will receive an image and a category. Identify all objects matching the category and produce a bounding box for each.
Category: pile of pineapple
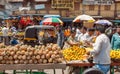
[0,43,64,64]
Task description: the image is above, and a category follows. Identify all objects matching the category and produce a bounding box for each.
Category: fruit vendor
[111,26,120,49]
[86,26,111,74]
[81,28,95,44]
[77,26,87,41]
[63,30,80,49]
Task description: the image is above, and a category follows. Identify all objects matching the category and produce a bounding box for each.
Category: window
[104,5,111,10]
[89,5,95,11]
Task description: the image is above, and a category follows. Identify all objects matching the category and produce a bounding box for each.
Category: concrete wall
[100,4,115,18]
[116,3,120,15]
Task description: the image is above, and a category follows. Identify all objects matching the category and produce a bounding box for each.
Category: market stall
[62,45,120,74]
[67,62,120,74]
[0,31,119,74]
[0,43,67,74]
[0,64,66,74]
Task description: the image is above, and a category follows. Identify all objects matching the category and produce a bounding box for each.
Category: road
[4,69,120,74]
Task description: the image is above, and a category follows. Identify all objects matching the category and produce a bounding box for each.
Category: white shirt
[75,28,81,40]
[77,33,84,41]
[81,33,93,42]
[2,27,9,36]
[90,34,111,64]
[76,28,81,36]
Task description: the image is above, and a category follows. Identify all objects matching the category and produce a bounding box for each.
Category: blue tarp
[110,20,120,26]
[43,15,61,18]
[111,20,120,23]
[61,17,74,22]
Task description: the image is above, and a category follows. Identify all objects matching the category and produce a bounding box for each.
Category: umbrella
[42,17,63,26]
[73,14,95,22]
[95,20,112,25]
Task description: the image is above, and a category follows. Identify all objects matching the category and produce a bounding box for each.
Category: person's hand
[84,41,92,47]
[83,54,89,58]
[86,49,90,55]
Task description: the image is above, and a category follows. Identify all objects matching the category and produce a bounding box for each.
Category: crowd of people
[1,15,120,74]
[1,24,19,45]
[60,25,120,74]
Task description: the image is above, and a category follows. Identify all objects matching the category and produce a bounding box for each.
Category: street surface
[4,69,120,74]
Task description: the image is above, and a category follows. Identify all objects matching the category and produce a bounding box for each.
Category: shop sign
[83,0,114,5]
[19,7,31,11]
[51,0,74,9]
[35,4,45,10]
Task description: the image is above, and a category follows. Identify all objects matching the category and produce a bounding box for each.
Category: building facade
[8,0,120,19]
[0,0,5,10]
[115,0,120,19]
[0,0,6,19]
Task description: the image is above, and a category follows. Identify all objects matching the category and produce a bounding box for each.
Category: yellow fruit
[110,50,120,60]
[62,46,86,61]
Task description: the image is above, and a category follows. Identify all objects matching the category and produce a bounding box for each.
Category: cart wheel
[82,68,104,74]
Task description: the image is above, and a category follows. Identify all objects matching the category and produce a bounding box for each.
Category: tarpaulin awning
[0,12,4,15]
[0,12,5,19]
[43,15,61,18]
[110,20,120,25]
[111,20,120,23]
[61,17,74,22]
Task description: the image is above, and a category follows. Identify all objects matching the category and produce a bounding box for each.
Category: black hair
[117,26,120,28]
[88,28,95,31]
[81,26,87,31]
[4,25,6,27]
[96,26,105,33]
[112,28,116,32]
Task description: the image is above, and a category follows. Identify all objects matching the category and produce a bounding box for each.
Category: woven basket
[83,21,94,28]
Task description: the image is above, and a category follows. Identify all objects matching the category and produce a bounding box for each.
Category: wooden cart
[67,62,120,74]
[0,64,66,74]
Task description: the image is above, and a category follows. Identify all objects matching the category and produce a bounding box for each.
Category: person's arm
[111,35,115,49]
[61,32,65,43]
[87,37,102,56]
[67,38,79,46]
